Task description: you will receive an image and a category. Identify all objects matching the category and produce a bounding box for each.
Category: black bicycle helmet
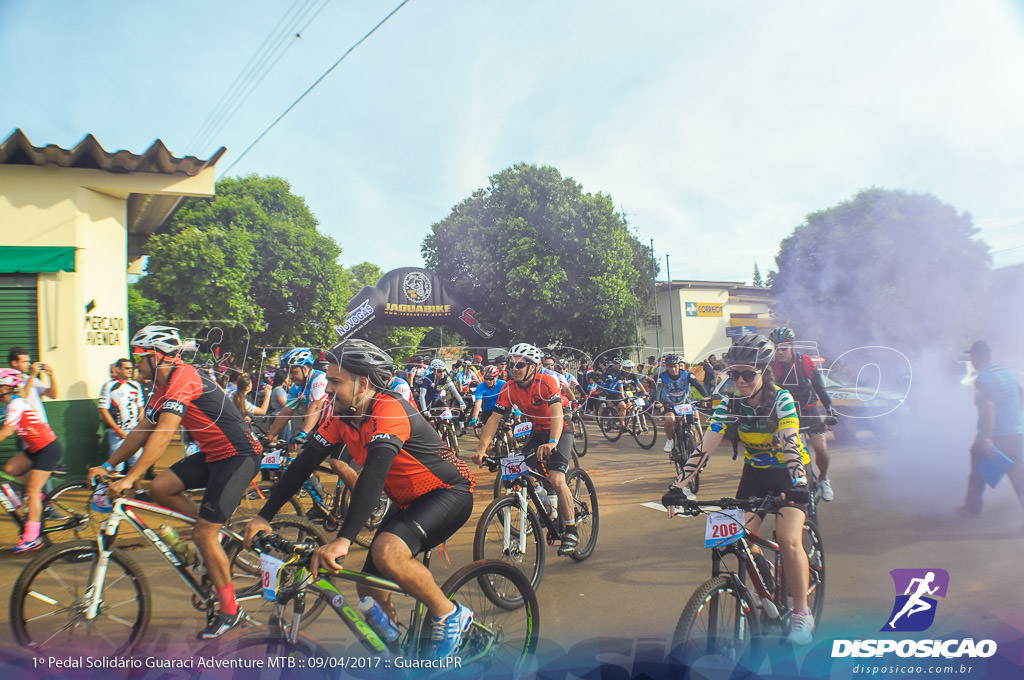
[769,327,796,345]
[663,353,682,366]
[325,339,395,388]
[723,334,773,369]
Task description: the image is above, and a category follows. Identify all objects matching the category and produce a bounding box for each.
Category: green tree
[127,282,162,336]
[346,261,432,356]
[752,264,764,287]
[771,188,991,356]
[421,163,653,354]
[138,175,349,360]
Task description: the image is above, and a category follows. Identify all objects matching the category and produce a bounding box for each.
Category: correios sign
[336,267,506,344]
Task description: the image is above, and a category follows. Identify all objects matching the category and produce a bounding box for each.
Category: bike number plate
[635,397,646,407]
[704,508,745,548]
[674,403,694,416]
[513,421,533,439]
[260,453,281,469]
[500,455,527,480]
[261,554,286,601]
[440,409,453,420]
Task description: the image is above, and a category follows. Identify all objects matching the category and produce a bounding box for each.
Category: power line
[188,0,309,152]
[220,0,411,177]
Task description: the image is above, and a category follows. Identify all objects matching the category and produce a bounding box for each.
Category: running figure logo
[881,568,949,632]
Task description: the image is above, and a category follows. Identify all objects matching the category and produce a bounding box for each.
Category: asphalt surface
[2,421,1023,678]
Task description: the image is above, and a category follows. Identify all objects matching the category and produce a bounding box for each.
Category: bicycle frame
[1,474,88,537]
[87,497,236,619]
[499,469,563,539]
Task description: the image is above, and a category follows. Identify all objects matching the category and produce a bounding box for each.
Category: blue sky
[3,0,1023,281]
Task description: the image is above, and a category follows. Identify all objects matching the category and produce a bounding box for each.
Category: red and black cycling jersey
[493,372,568,429]
[314,392,474,507]
[145,359,261,463]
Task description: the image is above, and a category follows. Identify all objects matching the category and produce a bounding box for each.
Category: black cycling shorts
[362,486,473,577]
[170,452,260,524]
[796,403,828,435]
[27,440,62,472]
[736,465,807,520]
[521,428,575,474]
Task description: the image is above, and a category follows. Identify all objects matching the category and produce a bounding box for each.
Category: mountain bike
[8,492,328,655]
[596,397,624,442]
[198,530,540,675]
[428,406,462,455]
[568,399,588,458]
[668,495,825,667]
[475,454,599,597]
[488,418,580,497]
[662,401,705,494]
[623,396,658,449]
[1,465,99,546]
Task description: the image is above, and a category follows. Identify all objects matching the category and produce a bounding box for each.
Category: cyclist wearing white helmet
[267,347,328,448]
[0,367,63,553]
[418,359,466,432]
[88,323,261,639]
[473,343,580,556]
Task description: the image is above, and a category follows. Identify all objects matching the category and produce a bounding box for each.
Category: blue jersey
[655,370,705,405]
[286,369,327,411]
[974,363,1024,436]
[474,379,506,413]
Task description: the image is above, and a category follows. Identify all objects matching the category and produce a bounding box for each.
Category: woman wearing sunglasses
[661,334,816,645]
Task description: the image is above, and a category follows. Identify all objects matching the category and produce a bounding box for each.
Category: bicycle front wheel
[423,560,540,674]
[44,480,102,543]
[631,410,658,449]
[565,468,599,561]
[230,515,330,629]
[10,540,150,655]
[473,495,545,601]
[572,414,588,457]
[670,575,760,670]
[598,405,622,442]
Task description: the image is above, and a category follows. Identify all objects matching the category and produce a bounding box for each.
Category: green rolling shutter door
[0,275,39,462]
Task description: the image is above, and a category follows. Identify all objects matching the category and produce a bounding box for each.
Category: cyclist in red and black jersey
[87,325,261,639]
[245,339,477,658]
[473,342,580,555]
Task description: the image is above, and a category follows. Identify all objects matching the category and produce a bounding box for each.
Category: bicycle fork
[502,488,531,556]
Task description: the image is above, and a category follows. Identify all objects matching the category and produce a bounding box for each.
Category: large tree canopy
[771,188,991,357]
[137,175,349,357]
[421,163,653,355]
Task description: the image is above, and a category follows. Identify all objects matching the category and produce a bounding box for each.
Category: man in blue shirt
[959,340,1024,517]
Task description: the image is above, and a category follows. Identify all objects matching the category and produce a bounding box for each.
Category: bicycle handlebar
[674,495,787,516]
[251,531,317,564]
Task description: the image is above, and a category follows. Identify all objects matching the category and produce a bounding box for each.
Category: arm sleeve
[689,375,708,398]
[418,384,429,412]
[807,359,832,410]
[258,441,336,521]
[336,439,398,542]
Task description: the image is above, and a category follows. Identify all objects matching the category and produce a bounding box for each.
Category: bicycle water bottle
[358,596,401,643]
[546,492,559,521]
[157,524,195,565]
[2,483,23,509]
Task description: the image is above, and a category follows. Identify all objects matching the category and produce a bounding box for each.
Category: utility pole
[666,254,676,351]
[650,239,659,353]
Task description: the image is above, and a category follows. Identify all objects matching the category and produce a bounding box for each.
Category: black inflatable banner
[335,267,505,344]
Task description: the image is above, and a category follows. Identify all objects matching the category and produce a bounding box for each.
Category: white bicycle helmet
[131,325,183,356]
[430,359,447,370]
[622,359,635,369]
[508,343,543,364]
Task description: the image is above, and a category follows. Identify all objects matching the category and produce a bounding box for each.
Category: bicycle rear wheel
[230,515,330,629]
[10,540,150,655]
[229,481,303,532]
[338,487,393,548]
[473,495,545,601]
[424,560,540,674]
[565,468,599,561]
[43,480,101,543]
[631,410,658,449]
[670,575,760,670]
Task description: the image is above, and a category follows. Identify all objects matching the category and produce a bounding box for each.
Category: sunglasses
[509,361,532,370]
[727,369,761,382]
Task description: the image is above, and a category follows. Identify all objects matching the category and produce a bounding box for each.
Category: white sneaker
[820,479,834,502]
[788,609,815,645]
[663,438,674,453]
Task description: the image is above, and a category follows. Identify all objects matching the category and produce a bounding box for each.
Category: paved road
[2,422,1023,677]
